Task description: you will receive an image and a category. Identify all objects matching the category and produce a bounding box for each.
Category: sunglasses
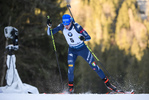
[64,23,71,26]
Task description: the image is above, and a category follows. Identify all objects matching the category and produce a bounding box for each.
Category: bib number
[70,38,74,43]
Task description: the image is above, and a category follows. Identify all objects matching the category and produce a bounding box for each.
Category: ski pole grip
[67,4,71,8]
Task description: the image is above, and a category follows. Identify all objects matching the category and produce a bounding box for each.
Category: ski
[43,90,134,94]
[106,90,134,94]
[43,91,70,94]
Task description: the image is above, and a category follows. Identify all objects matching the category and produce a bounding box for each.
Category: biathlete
[47,14,118,93]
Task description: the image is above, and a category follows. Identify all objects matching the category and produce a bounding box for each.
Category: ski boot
[103,77,118,92]
[68,82,74,94]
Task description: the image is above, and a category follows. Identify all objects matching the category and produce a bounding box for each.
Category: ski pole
[66,3,123,91]
[50,25,64,91]
[66,4,115,81]
[85,44,122,90]
[67,4,75,22]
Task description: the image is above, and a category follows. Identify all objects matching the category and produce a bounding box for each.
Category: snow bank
[0,94,149,100]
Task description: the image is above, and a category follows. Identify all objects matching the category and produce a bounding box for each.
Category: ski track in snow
[0,94,149,100]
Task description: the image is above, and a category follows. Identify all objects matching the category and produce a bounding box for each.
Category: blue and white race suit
[47,22,106,82]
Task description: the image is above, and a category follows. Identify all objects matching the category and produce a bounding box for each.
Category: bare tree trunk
[0,16,11,86]
[0,40,8,86]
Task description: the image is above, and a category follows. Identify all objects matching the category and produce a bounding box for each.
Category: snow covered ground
[0,94,149,100]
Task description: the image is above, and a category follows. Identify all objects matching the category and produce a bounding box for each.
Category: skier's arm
[47,23,64,36]
[46,16,64,36]
[74,23,91,41]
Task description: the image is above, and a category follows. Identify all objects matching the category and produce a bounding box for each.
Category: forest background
[0,0,149,93]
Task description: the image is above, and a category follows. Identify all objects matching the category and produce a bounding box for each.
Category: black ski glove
[79,36,85,41]
[47,16,52,27]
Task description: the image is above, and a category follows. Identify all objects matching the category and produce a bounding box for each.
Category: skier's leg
[67,48,77,93]
[79,46,117,92]
[79,47,106,79]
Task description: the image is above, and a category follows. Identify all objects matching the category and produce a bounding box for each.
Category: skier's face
[64,22,71,29]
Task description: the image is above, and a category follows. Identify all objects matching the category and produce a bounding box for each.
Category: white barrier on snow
[0,53,39,94]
